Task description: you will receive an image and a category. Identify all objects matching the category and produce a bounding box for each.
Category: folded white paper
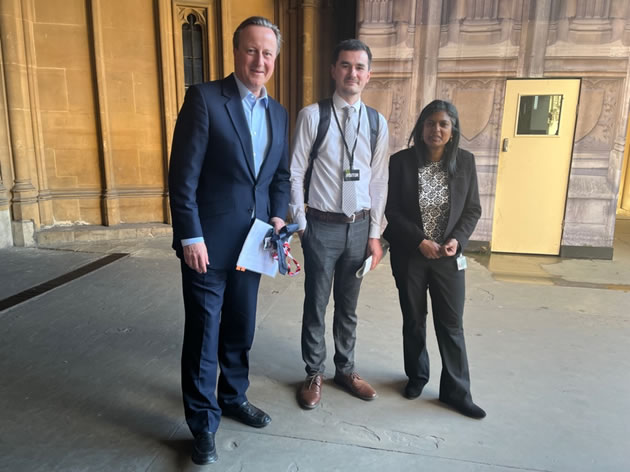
[236,219,278,277]
[355,255,373,278]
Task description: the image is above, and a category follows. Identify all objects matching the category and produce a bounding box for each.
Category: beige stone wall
[359,0,630,253]
[34,0,102,225]
[0,0,278,245]
[0,32,12,217]
[619,117,630,217]
[0,0,168,235]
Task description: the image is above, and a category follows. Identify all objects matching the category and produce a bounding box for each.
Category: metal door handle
[502,138,509,152]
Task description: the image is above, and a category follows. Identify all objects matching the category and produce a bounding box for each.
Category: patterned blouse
[418,161,450,244]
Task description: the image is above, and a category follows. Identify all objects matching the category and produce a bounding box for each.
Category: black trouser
[391,249,473,404]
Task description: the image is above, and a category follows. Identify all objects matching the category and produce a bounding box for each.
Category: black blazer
[168,74,291,269]
[383,147,481,256]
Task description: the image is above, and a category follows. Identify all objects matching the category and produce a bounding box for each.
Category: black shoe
[222,401,271,428]
[403,380,425,399]
[191,432,217,465]
[440,398,486,419]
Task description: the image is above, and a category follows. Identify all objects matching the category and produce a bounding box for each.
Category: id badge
[344,169,360,181]
[456,254,467,271]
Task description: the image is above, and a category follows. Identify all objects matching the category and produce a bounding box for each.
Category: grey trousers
[300,215,369,376]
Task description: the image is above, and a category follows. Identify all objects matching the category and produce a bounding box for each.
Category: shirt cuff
[181,237,204,246]
[368,225,382,240]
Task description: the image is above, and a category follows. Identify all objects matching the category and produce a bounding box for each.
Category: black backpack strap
[365,105,380,164]
[304,100,380,203]
[304,98,332,204]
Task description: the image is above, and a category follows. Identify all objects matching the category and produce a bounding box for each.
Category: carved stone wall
[438,78,505,243]
[0,0,275,246]
[359,0,630,257]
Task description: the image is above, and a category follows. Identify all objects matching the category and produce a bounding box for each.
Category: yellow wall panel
[118,197,164,223]
[33,24,91,69]
[78,198,103,224]
[133,72,162,115]
[138,150,164,186]
[98,0,165,223]
[33,0,85,25]
[32,0,101,216]
[112,150,141,187]
[45,149,79,189]
[105,71,136,114]
[40,112,100,152]
[65,70,97,112]
[51,197,102,225]
[51,199,81,223]
[52,149,101,188]
[37,69,69,112]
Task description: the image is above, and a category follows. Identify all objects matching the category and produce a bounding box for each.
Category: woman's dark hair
[408,99,461,176]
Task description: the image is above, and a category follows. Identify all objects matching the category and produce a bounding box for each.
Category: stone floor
[1,220,629,471]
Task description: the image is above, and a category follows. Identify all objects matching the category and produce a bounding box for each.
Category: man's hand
[183,242,209,274]
[367,238,384,270]
[270,217,285,234]
[419,239,442,259]
[441,238,459,257]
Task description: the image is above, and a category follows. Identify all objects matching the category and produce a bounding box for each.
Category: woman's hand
[419,239,442,259]
[441,238,459,257]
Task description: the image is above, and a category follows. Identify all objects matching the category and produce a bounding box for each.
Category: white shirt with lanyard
[289,92,390,239]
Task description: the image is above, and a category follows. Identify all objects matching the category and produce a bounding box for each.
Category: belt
[307,207,370,224]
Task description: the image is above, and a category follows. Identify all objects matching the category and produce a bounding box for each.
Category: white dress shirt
[289,92,389,239]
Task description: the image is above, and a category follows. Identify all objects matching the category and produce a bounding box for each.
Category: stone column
[0,33,13,247]
[411,0,443,114]
[517,0,552,77]
[300,0,317,108]
[623,0,630,44]
[619,114,630,213]
[0,0,40,246]
[0,163,12,248]
[156,0,178,225]
[87,0,120,226]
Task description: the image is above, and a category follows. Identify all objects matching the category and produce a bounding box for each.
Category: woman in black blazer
[383,100,485,418]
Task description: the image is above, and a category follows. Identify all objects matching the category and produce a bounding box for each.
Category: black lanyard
[332,104,362,170]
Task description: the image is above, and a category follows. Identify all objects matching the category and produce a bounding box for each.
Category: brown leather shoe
[334,372,377,401]
[297,374,323,409]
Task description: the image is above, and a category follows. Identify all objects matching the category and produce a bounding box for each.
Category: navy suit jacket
[383,147,481,257]
[168,74,291,270]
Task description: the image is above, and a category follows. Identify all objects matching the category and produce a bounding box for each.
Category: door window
[516,94,563,136]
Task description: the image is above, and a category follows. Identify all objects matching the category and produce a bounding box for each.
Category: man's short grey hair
[233,16,282,55]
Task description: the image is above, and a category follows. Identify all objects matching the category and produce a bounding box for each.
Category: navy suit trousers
[180,261,261,434]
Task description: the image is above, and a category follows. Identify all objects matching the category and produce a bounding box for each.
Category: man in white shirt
[289,39,389,409]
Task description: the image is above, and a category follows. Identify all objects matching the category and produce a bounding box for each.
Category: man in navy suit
[168,16,290,465]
